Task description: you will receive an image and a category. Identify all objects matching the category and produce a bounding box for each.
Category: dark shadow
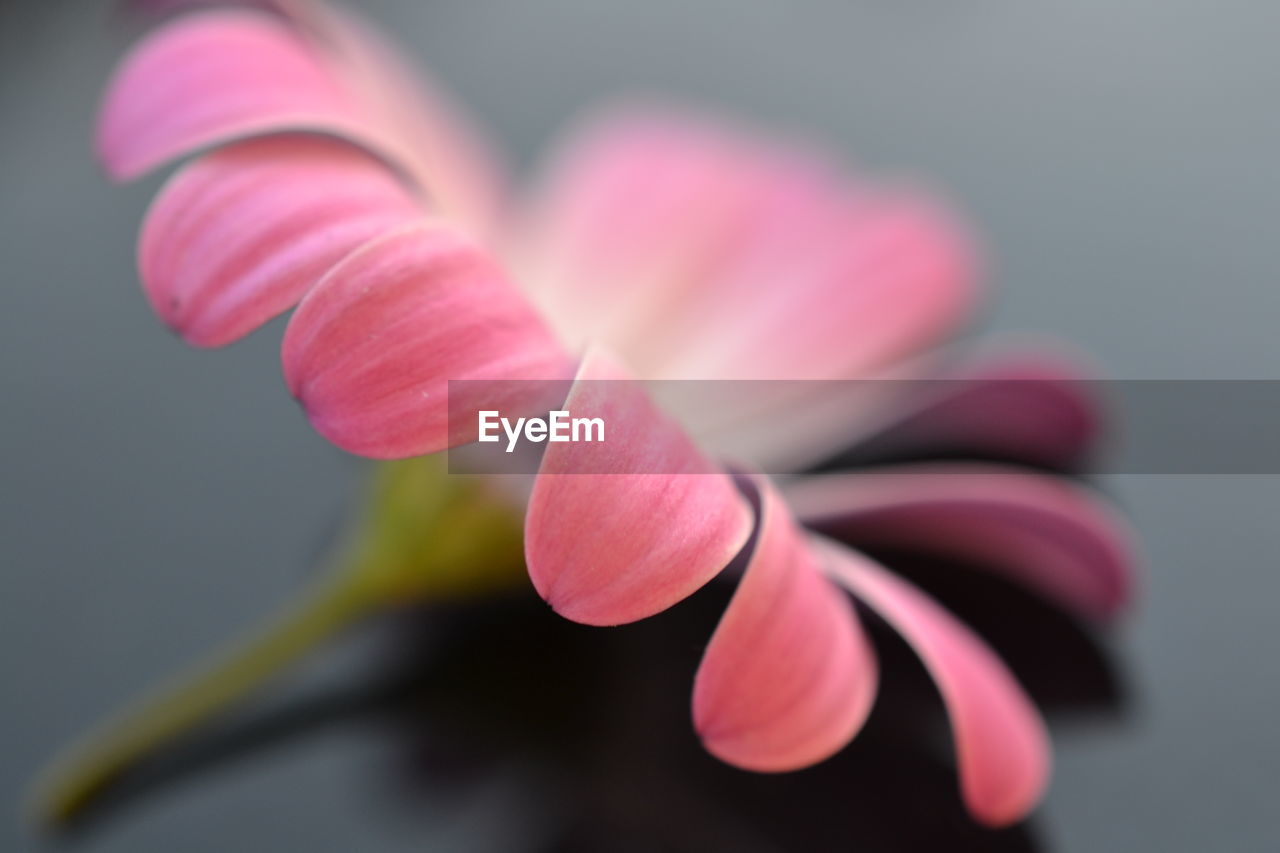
[856,549,1130,722]
[47,555,1128,851]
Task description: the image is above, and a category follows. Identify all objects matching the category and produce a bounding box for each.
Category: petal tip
[966,739,1051,827]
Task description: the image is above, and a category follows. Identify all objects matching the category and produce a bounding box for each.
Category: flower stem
[32,566,376,827]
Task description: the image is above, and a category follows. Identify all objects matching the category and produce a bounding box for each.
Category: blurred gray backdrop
[2,1,1278,850]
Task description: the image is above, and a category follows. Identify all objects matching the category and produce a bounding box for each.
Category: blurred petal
[282,223,569,459]
[140,135,422,347]
[788,465,1136,619]
[520,107,977,392]
[845,349,1104,471]
[700,344,1103,474]
[817,539,1050,826]
[693,477,877,772]
[518,109,759,351]
[97,10,373,181]
[525,354,753,626]
[303,2,504,237]
[651,182,977,385]
[676,356,932,472]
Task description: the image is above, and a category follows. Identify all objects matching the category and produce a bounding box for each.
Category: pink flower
[97,0,1137,827]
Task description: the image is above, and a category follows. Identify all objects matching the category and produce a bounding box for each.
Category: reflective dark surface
[48,564,1119,853]
[3,1,1280,850]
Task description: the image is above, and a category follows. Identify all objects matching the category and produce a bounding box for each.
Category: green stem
[33,567,375,826]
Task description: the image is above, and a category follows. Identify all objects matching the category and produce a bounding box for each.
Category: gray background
[3,0,1278,850]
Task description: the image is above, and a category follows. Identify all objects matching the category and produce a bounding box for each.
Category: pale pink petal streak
[303,2,505,237]
[520,107,978,390]
[817,539,1050,826]
[140,135,422,347]
[648,178,979,386]
[525,354,753,626]
[787,464,1136,619]
[517,109,759,351]
[693,477,877,772]
[703,346,1103,474]
[281,223,570,459]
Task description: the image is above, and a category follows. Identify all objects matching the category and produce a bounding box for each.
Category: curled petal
[281,224,569,459]
[693,477,876,772]
[140,135,422,347]
[787,464,1136,619]
[525,354,753,626]
[817,539,1050,826]
[102,4,502,235]
[98,10,375,181]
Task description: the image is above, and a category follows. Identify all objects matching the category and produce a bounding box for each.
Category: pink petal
[518,109,762,352]
[524,353,753,626]
[139,135,422,347]
[281,223,569,459]
[102,4,503,236]
[648,180,978,386]
[700,345,1103,474]
[787,465,1136,619]
[97,10,375,181]
[520,107,978,394]
[817,539,1050,826]
[693,477,877,772]
[855,348,1104,471]
[683,358,931,472]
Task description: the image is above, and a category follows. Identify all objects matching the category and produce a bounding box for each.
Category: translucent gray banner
[445,379,1280,475]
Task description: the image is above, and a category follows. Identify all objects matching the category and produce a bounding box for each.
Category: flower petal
[847,349,1104,471]
[97,10,374,181]
[520,107,978,391]
[788,465,1136,619]
[518,109,761,352]
[817,539,1050,826]
[281,223,569,459]
[648,180,977,386]
[693,476,877,772]
[684,358,930,472]
[699,345,1102,474]
[139,135,422,347]
[524,353,753,626]
[103,3,503,235]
